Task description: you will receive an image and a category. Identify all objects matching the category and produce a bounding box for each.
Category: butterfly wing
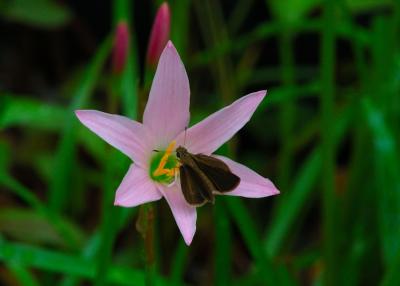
[193,154,240,193]
[180,165,213,207]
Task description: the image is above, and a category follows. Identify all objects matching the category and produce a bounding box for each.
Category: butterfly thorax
[176,146,197,168]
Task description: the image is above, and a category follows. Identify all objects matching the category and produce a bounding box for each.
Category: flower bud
[146,2,170,68]
[112,21,129,74]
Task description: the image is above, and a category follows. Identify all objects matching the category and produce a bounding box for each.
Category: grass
[0,0,399,285]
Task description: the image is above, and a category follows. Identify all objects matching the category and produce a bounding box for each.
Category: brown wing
[192,154,240,193]
[179,165,213,207]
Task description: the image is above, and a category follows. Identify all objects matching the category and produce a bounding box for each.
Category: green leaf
[382,248,400,286]
[49,36,112,212]
[170,240,188,286]
[0,238,167,285]
[0,95,67,130]
[0,173,85,249]
[0,0,72,28]
[6,261,40,286]
[264,104,351,256]
[345,0,392,13]
[0,208,69,247]
[60,208,138,286]
[363,99,400,266]
[225,197,279,284]
[0,141,10,170]
[265,150,320,257]
[268,0,321,25]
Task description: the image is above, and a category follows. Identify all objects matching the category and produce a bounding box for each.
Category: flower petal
[158,184,196,245]
[215,155,280,198]
[115,164,161,207]
[114,164,162,207]
[75,110,154,168]
[143,41,190,147]
[176,91,266,154]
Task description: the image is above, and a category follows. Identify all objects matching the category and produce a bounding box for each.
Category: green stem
[136,204,156,286]
[215,201,231,286]
[321,0,337,285]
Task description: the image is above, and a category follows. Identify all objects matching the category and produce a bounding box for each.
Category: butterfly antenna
[184,126,187,146]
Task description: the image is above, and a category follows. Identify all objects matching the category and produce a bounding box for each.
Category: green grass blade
[259,81,320,109]
[225,197,278,284]
[0,238,166,285]
[6,261,40,286]
[170,0,191,57]
[265,102,351,257]
[382,249,400,286]
[191,19,370,67]
[170,240,189,286]
[266,150,320,256]
[49,36,112,212]
[320,1,337,284]
[277,31,296,192]
[94,152,127,286]
[0,173,84,249]
[0,94,66,130]
[363,99,400,266]
[61,207,138,286]
[0,172,46,212]
[215,201,231,286]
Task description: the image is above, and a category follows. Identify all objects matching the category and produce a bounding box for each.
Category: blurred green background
[1,0,400,285]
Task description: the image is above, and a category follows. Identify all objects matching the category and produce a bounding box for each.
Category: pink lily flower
[76,41,279,245]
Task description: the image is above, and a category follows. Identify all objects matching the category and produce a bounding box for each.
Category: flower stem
[136,204,156,286]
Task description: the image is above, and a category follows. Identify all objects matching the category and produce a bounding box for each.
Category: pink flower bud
[146,2,170,68]
[112,22,129,74]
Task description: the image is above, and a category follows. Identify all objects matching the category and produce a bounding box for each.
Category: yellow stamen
[165,166,180,177]
[153,141,176,177]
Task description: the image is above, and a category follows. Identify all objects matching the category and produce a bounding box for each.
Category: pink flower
[76,41,279,245]
[112,21,129,74]
[146,2,170,68]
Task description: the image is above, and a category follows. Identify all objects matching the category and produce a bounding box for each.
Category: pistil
[150,141,180,184]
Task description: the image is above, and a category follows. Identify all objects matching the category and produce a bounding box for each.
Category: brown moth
[176,146,240,207]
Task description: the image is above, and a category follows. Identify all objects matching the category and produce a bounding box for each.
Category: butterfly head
[176,146,188,160]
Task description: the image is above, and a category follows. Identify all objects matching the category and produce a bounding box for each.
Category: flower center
[150,141,180,184]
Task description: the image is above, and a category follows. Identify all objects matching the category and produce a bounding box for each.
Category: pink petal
[114,164,162,207]
[215,155,280,198]
[143,41,190,148]
[158,184,196,245]
[75,110,154,168]
[175,91,266,154]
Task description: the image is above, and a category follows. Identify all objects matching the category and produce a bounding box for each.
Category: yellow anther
[165,166,180,177]
[153,141,176,177]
